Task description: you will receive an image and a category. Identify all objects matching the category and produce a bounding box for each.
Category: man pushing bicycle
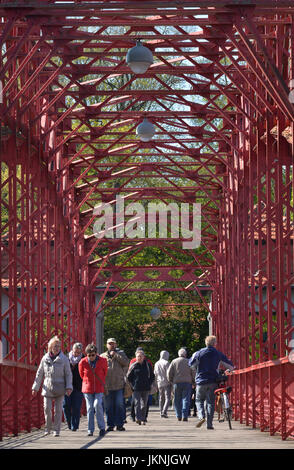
[189,335,234,430]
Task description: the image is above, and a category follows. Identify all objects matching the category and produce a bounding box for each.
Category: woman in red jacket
[78,343,108,437]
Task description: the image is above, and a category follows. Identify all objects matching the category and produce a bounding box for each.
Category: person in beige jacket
[101,338,129,431]
[167,348,195,421]
[32,336,73,436]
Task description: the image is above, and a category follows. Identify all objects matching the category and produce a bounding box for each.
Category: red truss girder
[1,0,294,442]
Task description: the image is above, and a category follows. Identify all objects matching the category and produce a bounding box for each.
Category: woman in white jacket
[154,350,171,418]
[32,336,73,436]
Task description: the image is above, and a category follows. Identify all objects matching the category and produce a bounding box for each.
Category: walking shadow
[80,433,106,449]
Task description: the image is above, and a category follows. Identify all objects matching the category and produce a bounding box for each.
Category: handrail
[233,356,290,375]
[0,359,37,371]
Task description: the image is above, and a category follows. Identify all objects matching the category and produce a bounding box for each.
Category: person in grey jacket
[32,336,73,436]
[154,350,171,418]
[167,348,195,421]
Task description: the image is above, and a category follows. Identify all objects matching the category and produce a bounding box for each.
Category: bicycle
[214,370,233,429]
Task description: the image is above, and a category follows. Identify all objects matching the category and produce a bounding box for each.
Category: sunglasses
[87,353,96,357]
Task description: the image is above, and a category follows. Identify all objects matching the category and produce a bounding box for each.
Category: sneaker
[53,431,60,437]
[207,426,214,430]
[88,431,93,436]
[161,414,168,418]
[43,431,50,436]
[117,426,126,431]
[196,418,205,428]
[99,429,106,437]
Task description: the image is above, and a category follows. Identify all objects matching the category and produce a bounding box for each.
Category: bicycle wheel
[216,394,224,422]
[223,393,232,429]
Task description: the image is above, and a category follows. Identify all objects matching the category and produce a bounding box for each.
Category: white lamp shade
[150,307,161,320]
[126,40,153,74]
[136,118,156,142]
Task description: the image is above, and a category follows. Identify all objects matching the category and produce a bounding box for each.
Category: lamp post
[126,39,153,74]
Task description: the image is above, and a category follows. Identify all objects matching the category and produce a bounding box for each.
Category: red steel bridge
[1,0,294,442]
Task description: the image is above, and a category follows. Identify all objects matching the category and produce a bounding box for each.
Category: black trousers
[131,395,150,420]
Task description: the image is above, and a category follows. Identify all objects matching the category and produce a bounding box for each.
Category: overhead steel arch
[1,0,294,440]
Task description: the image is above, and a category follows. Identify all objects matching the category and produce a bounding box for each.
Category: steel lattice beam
[1,0,294,441]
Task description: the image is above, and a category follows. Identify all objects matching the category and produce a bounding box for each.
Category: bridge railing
[0,359,89,441]
[0,360,43,441]
[231,357,294,440]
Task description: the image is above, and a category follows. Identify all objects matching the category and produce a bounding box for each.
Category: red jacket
[78,355,108,394]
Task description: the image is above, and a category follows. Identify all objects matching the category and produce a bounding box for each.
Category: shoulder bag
[89,363,108,395]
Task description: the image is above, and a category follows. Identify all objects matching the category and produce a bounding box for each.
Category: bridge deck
[0,406,293,450]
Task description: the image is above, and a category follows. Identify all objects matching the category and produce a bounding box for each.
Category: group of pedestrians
[31,336,153,436]
[31,334,233,437]
[153,335,234,430]
[32,336,128,437]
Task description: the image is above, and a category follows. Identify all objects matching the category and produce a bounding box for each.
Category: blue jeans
[105,388,125,428]
[84,393,105,432]
[187,383,192,415]
[195,382,217,428]
[63,390,83,430]
[173,382,190,419]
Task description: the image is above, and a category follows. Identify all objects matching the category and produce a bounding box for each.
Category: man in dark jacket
[129,347,153,422]
[189,335,234,430]
[63,342,84,431]
[127,350,155,425]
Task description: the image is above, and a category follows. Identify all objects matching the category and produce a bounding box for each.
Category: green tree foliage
[103,303,151,359]
[104,290,209,363]
[142,303,209,364]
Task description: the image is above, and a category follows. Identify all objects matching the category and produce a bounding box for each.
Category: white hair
[205,336,217,347]
[178,348,187,357]
[48,336,61,352]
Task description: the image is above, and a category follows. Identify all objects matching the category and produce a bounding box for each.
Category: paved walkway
[0,407,293,450]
